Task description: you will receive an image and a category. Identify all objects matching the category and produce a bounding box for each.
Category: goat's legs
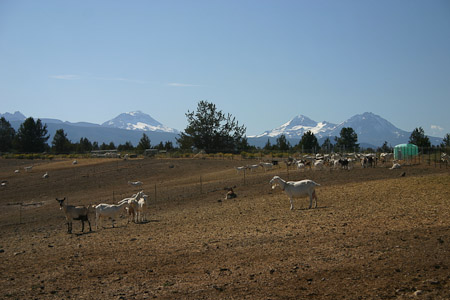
[67,222,72,234]
[307,193,313,209]
[289,198,294,210]
[313,191,318,208]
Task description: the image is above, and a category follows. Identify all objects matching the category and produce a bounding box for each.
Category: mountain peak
[1,111,26,122]
[102,111,178,133]
[249,114,337,138]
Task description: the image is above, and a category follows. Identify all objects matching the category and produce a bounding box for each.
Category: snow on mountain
[248,112,442,147]
[249,115,337,139]
[101,111,178,133]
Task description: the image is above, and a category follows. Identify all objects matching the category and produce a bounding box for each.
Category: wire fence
[1,146,448,226]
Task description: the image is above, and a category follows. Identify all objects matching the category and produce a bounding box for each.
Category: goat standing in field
[269,176,320,210]
[95,201,130,229]
[118,191,144,223]
[136,193,149,223]
[56,198,92,234]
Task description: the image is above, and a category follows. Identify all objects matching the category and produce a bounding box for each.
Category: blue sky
[1,0,449,137]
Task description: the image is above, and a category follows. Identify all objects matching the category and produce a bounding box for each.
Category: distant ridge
[1,111,443,148]
[1,111,179,146]
[248,112,442,148]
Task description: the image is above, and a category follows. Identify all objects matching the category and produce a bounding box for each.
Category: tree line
[0,117,174,154]
[1,101,449,154]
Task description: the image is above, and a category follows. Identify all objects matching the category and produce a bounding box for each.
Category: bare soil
[0,157,449,299]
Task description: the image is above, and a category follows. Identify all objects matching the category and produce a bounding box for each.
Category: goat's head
[55,197,66,209]
[269,176,281,189]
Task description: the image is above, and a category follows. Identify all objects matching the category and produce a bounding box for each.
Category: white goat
[118,191,144,223]
[235,166,246,174]
[136,194,149,223]
[247,164,259,172]
[260,162,273,172]
[72,160,78,165]
[24,166,33,172]
[128,181,143,186]
[56,198,92,234]
[95,201,129,229]
[269,176,320,210]
[314,160,324,171]
[390,162,401,169]
[42,172,49,179]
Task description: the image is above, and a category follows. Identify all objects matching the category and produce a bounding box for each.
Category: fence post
[19,204,22,224]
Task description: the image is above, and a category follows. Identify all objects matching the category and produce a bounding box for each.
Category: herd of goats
[235,152,402,174]
[55,187,148,234]
[52,151,423,235]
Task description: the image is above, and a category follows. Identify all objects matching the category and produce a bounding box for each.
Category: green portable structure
[394,143,418,160]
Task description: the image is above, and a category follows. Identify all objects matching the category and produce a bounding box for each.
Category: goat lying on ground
[56,197,92,234]
[269,176,320,210]
[390,162,401,169]
[225,187,237,199]
[128,181,143,186]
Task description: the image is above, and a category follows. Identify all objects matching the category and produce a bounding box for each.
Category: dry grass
[0,157,449,299]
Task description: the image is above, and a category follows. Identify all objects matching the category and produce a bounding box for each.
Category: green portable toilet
[394,143,418,160]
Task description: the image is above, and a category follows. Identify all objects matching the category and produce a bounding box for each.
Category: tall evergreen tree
[296,131,319,153]
[52,129,72,154]
[76,137,93,153]
[177,100,246,153]
[334,127,359,152]
[15,117,49,153]
[137,133,151,152]
[321,137,334,153]
[264,139,273,151]
[409,127,431,149]
[441,133,450,148]
[377,141,393,153]
[275,134,291,151]
[0,117,16,152]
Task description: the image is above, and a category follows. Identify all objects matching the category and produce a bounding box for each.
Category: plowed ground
[0,158,449,299]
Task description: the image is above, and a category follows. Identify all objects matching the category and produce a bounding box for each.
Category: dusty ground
[0,157,449,299]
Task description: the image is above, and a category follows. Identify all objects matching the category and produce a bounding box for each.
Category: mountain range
[1,111,443,149]
[248,112,444,148]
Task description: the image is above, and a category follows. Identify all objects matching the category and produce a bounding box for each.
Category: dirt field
[1,157,449,299]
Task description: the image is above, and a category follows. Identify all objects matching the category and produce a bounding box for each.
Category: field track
[1,157,449,299]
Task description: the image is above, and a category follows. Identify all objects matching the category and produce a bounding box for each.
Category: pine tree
[52,129,72,154]
[0,117,16,152]
[296,131,319,153]
[15,117,49,153]
[334,127,359,152]
[409,127,431,149]
[177,100,246,153]
[137,133,151,152]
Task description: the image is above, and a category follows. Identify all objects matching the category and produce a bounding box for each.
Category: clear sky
[1,0,449,137]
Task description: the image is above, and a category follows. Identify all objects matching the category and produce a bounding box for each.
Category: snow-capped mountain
[248,112,442,148]
[101,111,178,133]
[251,114,337,139]
[1,110,179,146]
